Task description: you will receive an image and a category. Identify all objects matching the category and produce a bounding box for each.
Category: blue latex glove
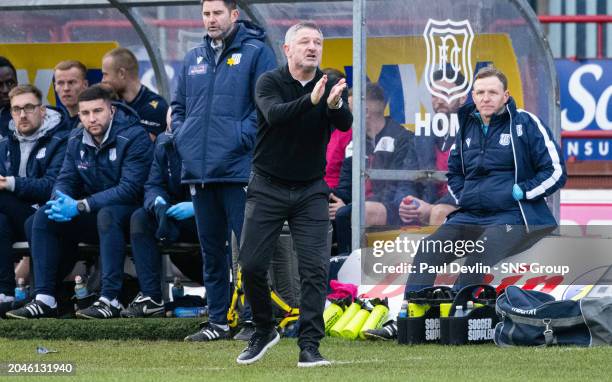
[45,190,78,221]
[512,184,524,201]
[166,202,194,221]
[154,196,167,206]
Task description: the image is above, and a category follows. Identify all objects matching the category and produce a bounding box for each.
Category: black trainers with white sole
[363,321,398,341]
[233,321,256,341]
[236,329,280,365]
[5,300,57,319]
[298,346,331,367]
[75,299,121,319]
[184,322,231,342]
[297,346,331,367]
[121,293,165,318]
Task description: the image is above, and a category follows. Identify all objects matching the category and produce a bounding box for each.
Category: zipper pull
[543,318,554,346]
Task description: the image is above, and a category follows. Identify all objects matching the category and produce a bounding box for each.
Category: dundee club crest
[423,19,475,103]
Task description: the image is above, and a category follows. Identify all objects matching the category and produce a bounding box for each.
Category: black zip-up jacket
[253,65,352,183]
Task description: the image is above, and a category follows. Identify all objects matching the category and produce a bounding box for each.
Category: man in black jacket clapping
[237,21,352,367]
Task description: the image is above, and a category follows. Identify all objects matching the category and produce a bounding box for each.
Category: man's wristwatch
[330,97,343,110]
[77,200,87,213]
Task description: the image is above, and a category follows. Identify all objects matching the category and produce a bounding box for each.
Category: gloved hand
[512,184,524,201]
[45,190,78,222]
[154,203,180,243]
[154,196,167,206]
[166,202,194,221]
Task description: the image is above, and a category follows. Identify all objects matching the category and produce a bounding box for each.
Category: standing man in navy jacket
[403,66,566,296]
[7,84,153,320]
[0,85,68,308]
[172,0,276,341]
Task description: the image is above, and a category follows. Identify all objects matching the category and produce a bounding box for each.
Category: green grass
[0,318,203,341]
[0,337,611,382]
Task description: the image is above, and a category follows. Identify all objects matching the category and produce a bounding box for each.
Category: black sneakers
[5,300,57,319]
[75,299,121,319]
[120,293,165,318]
[236,329,280,365]
[363,321,398,341]
[297,346,331,367]
[184,322,231,342]
[233,321,256,341]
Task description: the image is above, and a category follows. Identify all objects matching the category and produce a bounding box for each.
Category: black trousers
[404,221,553,297]
[130,208,201,301]
[239,173,331,350]
[0,192,36,295]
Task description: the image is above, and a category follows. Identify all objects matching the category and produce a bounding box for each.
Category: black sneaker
[236,329,280,365]
[5,300,57,319]
[298,346,331,367]
[75,299,121,319]
[363,321,398,341]
[184,322,231,342]
[233,321,256,341]
[121,293,165,318]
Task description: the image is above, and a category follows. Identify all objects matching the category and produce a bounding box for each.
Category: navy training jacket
[171,20,277,184]
[53,103,154,212]
[0,107,69,204]
[447,97,566,230]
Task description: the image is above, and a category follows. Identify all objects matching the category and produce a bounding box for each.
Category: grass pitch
[1,336,611,382]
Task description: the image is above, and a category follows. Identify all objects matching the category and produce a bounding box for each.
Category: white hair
[284,21,323,45]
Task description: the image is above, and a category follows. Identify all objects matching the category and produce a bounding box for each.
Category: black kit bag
[494,285,612,347]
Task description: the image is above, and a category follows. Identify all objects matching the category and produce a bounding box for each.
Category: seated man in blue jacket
[7,84,153,319]
[121,131,200,318]
[330,83,418,253]
[0,84,68,307]
[365,66,566,341]
[405,66,566,293]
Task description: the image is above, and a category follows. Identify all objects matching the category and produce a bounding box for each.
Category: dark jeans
[0,192,36,295]
[130,207,200,302]
[239,173,331,350]
[404,221,552,297]
[30,204,137,300]
[191,183,247,325]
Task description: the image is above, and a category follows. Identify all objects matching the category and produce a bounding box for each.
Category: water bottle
[465,301,474,316]
[74,275,88,300]
[398,300,408,318]
[173,306,207,318]
[14,278,28,302]
[402,196,420,209]
[171,277,184,301]
[454,305,465,318]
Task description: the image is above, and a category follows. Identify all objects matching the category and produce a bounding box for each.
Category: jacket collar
[465,96,518,127]
[82,119,114,149]
[9,107,63,143]
[202,21,244,58]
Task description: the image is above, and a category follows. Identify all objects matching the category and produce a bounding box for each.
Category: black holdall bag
[494,285,612,347]
[439,284,499,345]
[397,286,455,344]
